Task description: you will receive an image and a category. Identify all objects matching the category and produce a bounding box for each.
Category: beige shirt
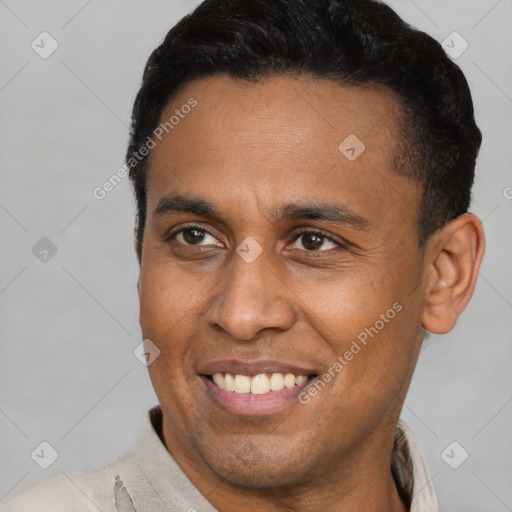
[3,406,438,511]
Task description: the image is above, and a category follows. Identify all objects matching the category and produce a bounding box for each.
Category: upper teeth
[212,372,308,394]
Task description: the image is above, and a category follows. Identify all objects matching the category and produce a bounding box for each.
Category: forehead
[146,74,420,232]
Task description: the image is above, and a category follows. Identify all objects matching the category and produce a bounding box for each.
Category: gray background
[0,1,511,510]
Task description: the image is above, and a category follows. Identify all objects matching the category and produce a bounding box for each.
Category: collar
[393,420,439,512]
[134,407,438,511]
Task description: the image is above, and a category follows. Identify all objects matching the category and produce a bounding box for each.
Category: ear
[422,213,485,334]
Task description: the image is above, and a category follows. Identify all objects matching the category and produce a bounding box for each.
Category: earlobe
[422,213,485,334]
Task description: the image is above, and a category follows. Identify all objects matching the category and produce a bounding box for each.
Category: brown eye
[301,233,324,250]
[171,226,222,247]
[293,231,339,251]
[182,228,207,245]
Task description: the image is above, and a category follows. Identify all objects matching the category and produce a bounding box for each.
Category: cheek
[139,261,204,336]
[291,268,398,343]
[296,263,421,381]
[138,267,203,383]
[139,265,204,402]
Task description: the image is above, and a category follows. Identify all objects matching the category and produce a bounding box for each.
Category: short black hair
[127,0,481,261]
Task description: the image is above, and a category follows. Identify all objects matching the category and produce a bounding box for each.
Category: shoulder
[2,451,139,512]
[2,473,97,512]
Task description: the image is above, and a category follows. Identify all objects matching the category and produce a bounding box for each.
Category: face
[138,75,427,490]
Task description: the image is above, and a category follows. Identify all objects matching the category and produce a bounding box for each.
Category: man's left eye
[292,232,339,251]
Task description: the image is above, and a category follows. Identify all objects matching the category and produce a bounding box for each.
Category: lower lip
[201,375,311,416]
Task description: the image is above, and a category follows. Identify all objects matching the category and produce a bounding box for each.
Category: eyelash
[167,223,347,251]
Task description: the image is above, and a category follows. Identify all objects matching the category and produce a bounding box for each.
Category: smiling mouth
[204,372,317,395]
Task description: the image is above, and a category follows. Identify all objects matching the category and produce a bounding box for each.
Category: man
[4,0,485,510]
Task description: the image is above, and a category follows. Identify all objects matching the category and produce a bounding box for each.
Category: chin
[199,439,312,489]
[210,461,306,489]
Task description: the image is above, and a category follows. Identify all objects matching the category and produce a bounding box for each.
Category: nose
[205,249,296,341]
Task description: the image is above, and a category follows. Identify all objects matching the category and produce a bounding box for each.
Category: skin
[137,74,485,512]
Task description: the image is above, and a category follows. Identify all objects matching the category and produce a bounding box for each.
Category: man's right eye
[170,225,223,247]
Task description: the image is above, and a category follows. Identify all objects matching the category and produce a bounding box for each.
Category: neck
[161,417,409,512]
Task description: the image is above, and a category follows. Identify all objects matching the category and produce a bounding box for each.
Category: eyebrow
[154,194,368,229]
[154,194,220,218]
[273,201,368,229]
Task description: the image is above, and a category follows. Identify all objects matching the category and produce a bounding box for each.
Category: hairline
[135,71,425,260]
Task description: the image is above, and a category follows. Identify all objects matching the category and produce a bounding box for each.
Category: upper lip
[199,359,319,377]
